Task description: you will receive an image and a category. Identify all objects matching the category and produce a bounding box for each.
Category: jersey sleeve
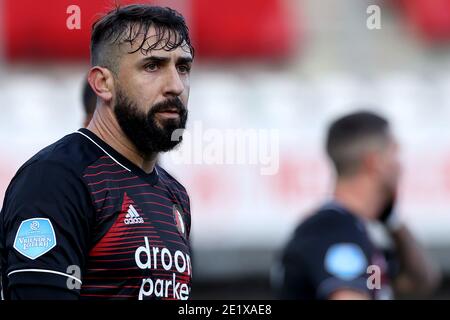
[284,214,374,300]
[1,160,94,299]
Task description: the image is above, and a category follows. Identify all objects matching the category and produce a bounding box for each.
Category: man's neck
[333,175,382,221]
[87,106,157,174]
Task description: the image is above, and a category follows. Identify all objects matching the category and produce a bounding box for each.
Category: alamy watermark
[170,121,280,175]
[66,265,81,290]
[367,5,381,30]
[66,5,81,30]
[367,264,381,290]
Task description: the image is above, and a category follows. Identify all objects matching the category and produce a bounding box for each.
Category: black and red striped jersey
[0,128,192,300]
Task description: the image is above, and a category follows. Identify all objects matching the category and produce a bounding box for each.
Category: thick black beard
[114,89,188,156]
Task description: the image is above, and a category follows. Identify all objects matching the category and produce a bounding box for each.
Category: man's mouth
[155,109,180,119]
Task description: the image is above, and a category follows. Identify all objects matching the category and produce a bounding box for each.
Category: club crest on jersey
[13,218,56,260]
[173,205,186,238]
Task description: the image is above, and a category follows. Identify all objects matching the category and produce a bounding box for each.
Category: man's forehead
[123,26,192,60]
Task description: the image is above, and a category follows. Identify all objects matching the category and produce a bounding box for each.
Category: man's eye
[177,65,191,74]
[145,63,158,71]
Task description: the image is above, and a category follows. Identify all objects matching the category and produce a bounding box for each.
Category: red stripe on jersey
[140,201,173,210]
[87,267,141,271]
[87,163,118,169]
[154,184,189,203]
[83,275,173,279]
[90,243,175,257]
[97,205,114,211]
[155,181,190,198]
[152,220,177,227]
[93,234,157,244]
[106,228,157,234]
[89,249,139,256]
[94,237,161,248]
[134,191,177,203]
[88,176,138,186]
[91,183,149,195]
[166,239,189,248]
[83,169,128,177]
[94,196,117,203]
[92,234,161,245]
[148,210,173,218]
[158,229,183,237]
[88,257,138,263]
[92,243,158,251]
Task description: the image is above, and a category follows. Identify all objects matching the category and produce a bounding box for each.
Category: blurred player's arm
[378,196,441,296]
[389,225,441,296]
[329,289,370,300]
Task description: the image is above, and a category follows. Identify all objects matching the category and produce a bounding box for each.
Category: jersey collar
[77,128,159,186]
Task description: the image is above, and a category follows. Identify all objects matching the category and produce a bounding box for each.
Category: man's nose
[163,67,184,97]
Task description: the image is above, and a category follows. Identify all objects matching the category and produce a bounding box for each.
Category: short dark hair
[90,4,194,71]
[326,111,390,177]
[82,79,96,116]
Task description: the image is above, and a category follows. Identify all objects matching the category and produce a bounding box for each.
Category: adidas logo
[124,205,144,225]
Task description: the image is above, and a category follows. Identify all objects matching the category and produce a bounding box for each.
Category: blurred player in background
[273,111,440,300]
[1,4,193,300]
[82,79,96,127]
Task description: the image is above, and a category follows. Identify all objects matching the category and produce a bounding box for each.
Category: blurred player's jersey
[0,128,191,300]
[274,202,395,300]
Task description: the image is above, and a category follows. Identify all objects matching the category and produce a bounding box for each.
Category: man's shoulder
[17,131,101,178]
[297,205,357,234]
[6,131,102,195]
[284,203,372,259]
[156,165,188,196]
[288,203,367,251]
[1,132,100,215]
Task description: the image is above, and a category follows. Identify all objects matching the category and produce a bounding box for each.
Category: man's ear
[87,66,114,105]
[363,150,381,175]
